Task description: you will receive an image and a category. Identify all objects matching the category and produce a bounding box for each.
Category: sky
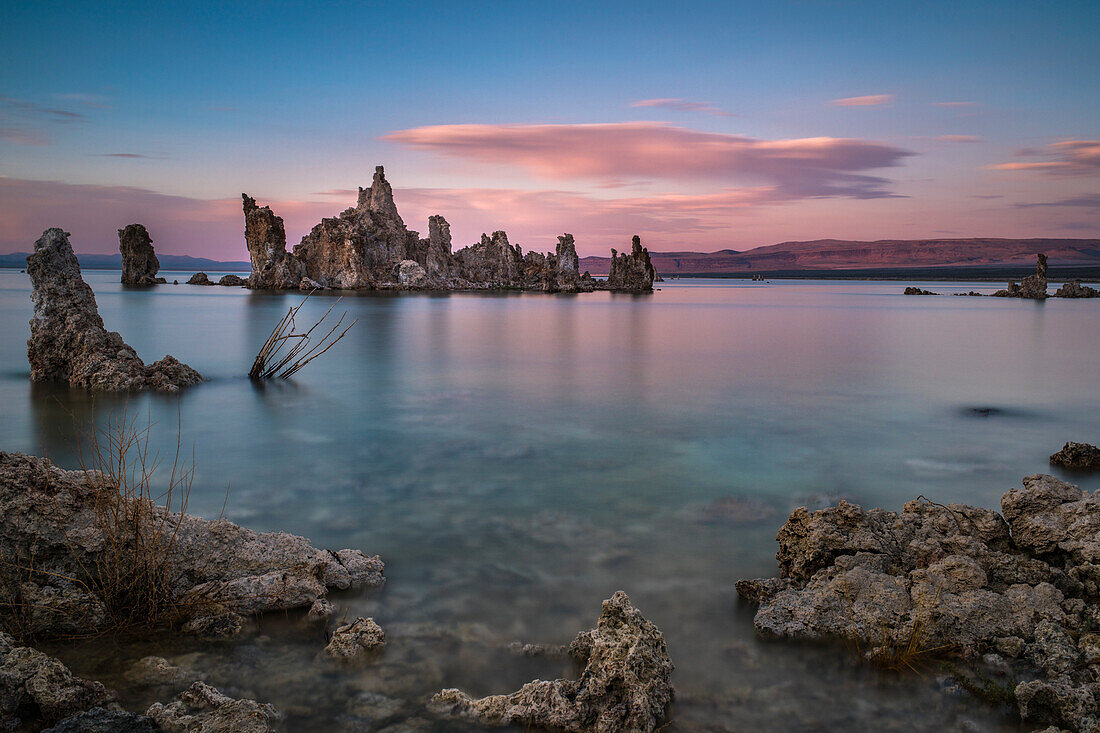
[1,0,1098,259]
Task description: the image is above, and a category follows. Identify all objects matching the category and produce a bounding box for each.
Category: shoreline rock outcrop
[240,165,652,293]
[903,287,937,295]
[0,451,385,640]
[26,228,203,392]
[1055,280,1100,298]
[430,591,673,732]
[146,681,279,732]
[1050,441,1100,472]
[118,224,165,286]
[737,473,1100,731]
[994,253,1048,298]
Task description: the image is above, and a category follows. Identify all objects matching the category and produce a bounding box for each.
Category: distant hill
[580,238,1100,275]
[0,252,251,271]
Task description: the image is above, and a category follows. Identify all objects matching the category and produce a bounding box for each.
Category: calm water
[2,269,1098,731]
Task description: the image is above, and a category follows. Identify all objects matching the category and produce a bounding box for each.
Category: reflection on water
[2,270,1098,730]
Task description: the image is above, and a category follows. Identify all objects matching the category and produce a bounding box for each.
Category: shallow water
[2,269,1098,731]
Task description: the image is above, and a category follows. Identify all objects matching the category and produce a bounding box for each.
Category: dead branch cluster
[250,292,357,380]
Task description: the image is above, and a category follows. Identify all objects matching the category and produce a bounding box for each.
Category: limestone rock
[1054,280,1100,298]
[605,236,657,292]
[424,215,453,278]
[146,681,280,732]
[430,591,673,732]
[393,260,428,287]
[324,617,386,660]
[26,229,202,392]
[993,253,1048,299]
[1002,474,1100,568]
[1050,442,1100,471]
[0,451,385,639]
[453,231,524,287]
[0,633,115,727]
[186,272,212,285]
[118,224,164,286]
[243,194,304,289]
[217,274,246,287]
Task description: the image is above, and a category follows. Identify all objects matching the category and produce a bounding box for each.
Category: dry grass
[250,292,357,379]
[844,581,952,674]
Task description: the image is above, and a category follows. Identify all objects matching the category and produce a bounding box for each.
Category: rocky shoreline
[903,253,1100,299]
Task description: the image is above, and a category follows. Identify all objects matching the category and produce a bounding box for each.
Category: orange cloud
[990,140,1100,174]
[828,94,896,106]
[384,122,912,198]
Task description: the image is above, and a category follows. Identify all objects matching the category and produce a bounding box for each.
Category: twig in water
[249,291,357,379]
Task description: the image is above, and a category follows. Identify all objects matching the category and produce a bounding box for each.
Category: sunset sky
[1,1,1098,259]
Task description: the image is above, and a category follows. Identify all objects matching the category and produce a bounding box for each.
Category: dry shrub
[844,581,952,674]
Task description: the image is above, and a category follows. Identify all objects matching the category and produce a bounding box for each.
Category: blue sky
[1,1,1097,257]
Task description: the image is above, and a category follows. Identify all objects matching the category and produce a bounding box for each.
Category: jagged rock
[324,617,386,660]
[118,224,164,286]
[146,682,279,732]
[44,707,160,732]
[243,194,304,290]
[0,632,115,727]
[605,236,656,292]
[393,260,428,287]
[738,474,1100,731]
[1050,442,1100,472]
[993,253,1048,299]
[26,229,202,392]
[430,591,673,732]
[299,276,322,291]
[453,231,524,287]
[1054,280,1100,298]
[186,272,212,285]
[424,215,453,278]
[903,287,937,295]
[216,274,245,287]
[0,451,385,639]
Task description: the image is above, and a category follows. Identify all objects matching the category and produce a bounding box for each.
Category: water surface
[2,270,1098,731]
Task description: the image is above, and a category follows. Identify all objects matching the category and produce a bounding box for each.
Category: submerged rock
[45,707,159,732]
[1050,441,1100,472]
[26,228,202,392]
[146,681,279,732]
[737,473,1100,731]
[324,617,386,660]
[186,272,212,285]
[430,591,673,732]
[118,224,165,286]
[0,632,115,727]
[0,451,384,639]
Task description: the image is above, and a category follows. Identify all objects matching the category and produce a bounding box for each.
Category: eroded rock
[217,274,246,287]
[118,224,165,286]
[0,451,384,639]
[993,253,1048,299]
[324,617,386,660]
[605,236,657,292]
[0,632,115,727]
[186,272,212,285]
[45,707,159,732]
[903,287,937,295]
[146,681,279,733]
[26,228,202,392]
[430,591,673,732]
[244,194,304,290]
[1054,280,1100,298]
[1050,442,1100,472]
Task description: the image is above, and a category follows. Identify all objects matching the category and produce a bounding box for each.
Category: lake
[2,269,1097,731]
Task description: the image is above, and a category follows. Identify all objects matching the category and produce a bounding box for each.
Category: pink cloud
[990,140,1100,174]
[383,122,912,198]
[630,98,736,117]
[828,94,896,107]
[935,135,983,143]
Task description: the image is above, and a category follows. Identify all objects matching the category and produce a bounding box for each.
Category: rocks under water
[118,224,165,286]
[243,165,654,293]
[430,590,673,732]
[737,473,1100,731]
[26,228,202,392]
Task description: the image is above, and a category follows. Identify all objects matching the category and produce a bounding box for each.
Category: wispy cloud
[384,121,913,199]
[309,188,358,197]
[935,135,983,143]
[990,140,1100,174]
[1014,193,1100,209]
[933,101,978,108]
[92,152,167,159]
[55,92,111,109]
[630,98,736,117]
[0,95,89,145]
[828,94,895,107]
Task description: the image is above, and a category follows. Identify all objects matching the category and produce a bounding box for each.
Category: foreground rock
[737,474,1100,731]
[26,228,203,392]
[0,451,384,639]
[430,591,673,732]
[239,165,646,293]
[146,681,279,732]
[1050,442,1100,472]
[0,631,115,728]
[324,617,386,660]
[118,224,165,286]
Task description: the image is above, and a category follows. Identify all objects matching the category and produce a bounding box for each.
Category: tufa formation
[118,224,165,286]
